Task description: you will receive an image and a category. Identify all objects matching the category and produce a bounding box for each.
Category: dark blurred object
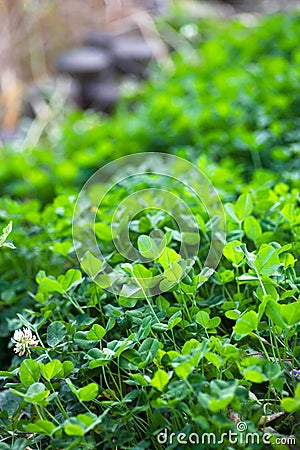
[217,0,297,12]
[219,0,246,3]
[218,0,260,6]
[57,32,155,112]
[139,0,170,14]
[81,80,119,112]
[57,46,118,112]
[1,0,169,130]
[86,32,154,79]
[112,37,153,79]
[57,47,111,79]
[85,32,114,50]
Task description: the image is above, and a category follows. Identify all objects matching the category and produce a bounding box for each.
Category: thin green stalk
[254,333,271,362]
[132,272,160,322]
[64,292,84,314]
[49,381,68,419]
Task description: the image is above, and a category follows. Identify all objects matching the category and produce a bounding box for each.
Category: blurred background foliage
[0,2,300,201]
[1,0,299,136]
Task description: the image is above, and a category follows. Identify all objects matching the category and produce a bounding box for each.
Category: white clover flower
[11,327,38,356]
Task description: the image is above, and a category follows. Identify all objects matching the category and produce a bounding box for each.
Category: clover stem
[132,273,160,323]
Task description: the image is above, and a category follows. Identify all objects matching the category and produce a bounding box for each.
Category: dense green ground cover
[0,11,299,450]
